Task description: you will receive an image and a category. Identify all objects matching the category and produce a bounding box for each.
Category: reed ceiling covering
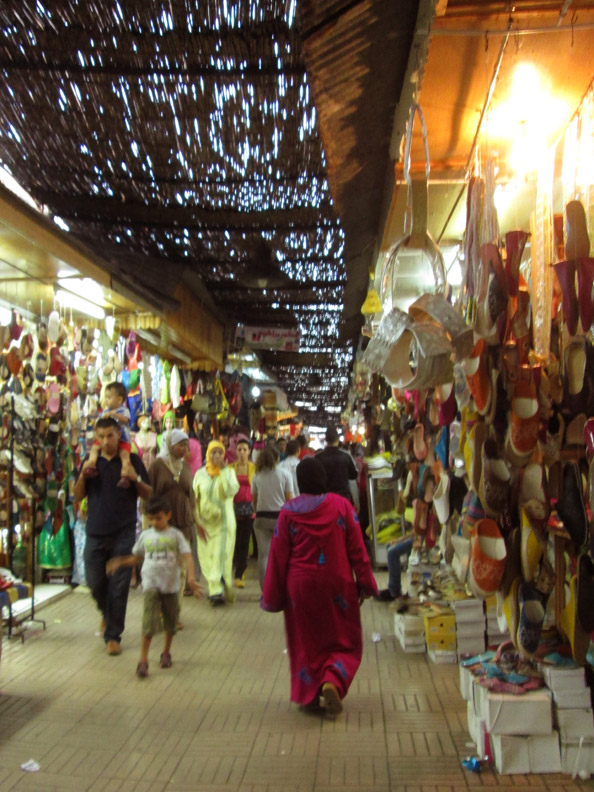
[0,0,419,422]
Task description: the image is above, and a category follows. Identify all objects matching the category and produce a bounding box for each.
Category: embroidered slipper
[576,257,594,331]
[556,461,588,550]
[34,352,48,382]
[517,582,545,658]
[478,677,526,695]
[469,518,507,599]
[465,339,491,416]
[48,382,61,415]
[520,511,544,583]
[503,576,521,648]
[565,199,590,259]
[479,436,510,517]
[520,462,549,536]
[413,423,427,460]
[505,230,530,297]
[559,576,590,665]
[564,337,591,416]
[553,259,579,336]
[506,378,539,464]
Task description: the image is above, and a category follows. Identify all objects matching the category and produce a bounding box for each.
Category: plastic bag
[38,512,72,569]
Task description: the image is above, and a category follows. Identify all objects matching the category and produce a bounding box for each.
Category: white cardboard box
[561,739,594,777]
[459,665,475,701]
[467,701,489,757]
[485,689,553,736]
[393,612,424,636]
[456,621,485,638]
[556,708,594,741]
[453,600,484,623]
[428,648,457,664]
[492,733,561,775]
[554,689,591,710]
[542,665,586,691]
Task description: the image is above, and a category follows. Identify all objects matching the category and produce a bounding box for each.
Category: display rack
[1,391,45,641]
[367,469,397,567]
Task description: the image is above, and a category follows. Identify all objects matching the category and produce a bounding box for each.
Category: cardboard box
[453,599,484,623]
[492,733,561,775]
[459,665,475,701]
[456,621,485,638]
[491,734,530,774]
[428,648,457,664]
[424,612,456,636]
[542,665,586,691]
[485,689,553,736]
[553,689,591,710]
[395,627,426,653]
[394,612,424,636]
[467,701,491,758]
[556,708,594,741]
[561,739,594,777]
[426,634,457,652]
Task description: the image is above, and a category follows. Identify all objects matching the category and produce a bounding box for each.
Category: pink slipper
[48,382,61,415]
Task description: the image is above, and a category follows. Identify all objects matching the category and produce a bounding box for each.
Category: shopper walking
[230,436,255,588]
[316,426,359,509]
[148,429,204,621]
[193,439,239,605]
[279,438,300,496]
[251,446,293,589]
[74,416,152,655]
[107,496,202,678]
[261,457,377,715]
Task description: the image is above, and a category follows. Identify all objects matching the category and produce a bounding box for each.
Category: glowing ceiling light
[55,290,105,320]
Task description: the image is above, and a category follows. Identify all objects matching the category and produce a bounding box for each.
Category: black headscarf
[296,457,328,495]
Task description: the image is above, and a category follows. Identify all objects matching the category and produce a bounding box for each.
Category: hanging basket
[380,104,446,314]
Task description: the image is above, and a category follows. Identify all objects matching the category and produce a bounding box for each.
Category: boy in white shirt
[107,496,202,677]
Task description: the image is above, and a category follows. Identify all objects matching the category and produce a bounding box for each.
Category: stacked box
[484,595,510,646]
[453,598,485,657]
[466,677,561,774]
[424,608,456,662]
[393,610,426,654]
[543,665,594,777]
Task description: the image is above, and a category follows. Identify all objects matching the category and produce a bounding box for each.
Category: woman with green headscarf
[157,410,176,452]
[193,440,240,605]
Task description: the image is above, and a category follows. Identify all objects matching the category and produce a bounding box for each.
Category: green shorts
[142,590,179,637]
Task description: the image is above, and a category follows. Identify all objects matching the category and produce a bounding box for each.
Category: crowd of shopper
[74,415,378,716]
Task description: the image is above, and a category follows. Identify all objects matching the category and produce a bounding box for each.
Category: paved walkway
[0,563,588,792]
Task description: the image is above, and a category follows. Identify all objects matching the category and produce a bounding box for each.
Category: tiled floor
[0,563,590,792]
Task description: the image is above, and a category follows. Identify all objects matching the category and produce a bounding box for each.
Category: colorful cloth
[261,492,377,705]
[193,465,239,597]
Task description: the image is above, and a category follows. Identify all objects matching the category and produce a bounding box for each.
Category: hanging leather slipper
[505,230,530,297]
[469,518,507,599]
[559,576,590,665]
[553,259,579,336]
[465,339,491,416]
[517,582,545,658]
[576,553,594,633]
[556,461,588,550]
[506,378,539,464]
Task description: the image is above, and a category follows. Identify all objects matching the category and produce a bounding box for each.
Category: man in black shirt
[74,416,152,656]
[315,426,360,510]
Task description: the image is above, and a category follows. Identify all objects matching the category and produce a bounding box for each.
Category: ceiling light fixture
[55,289,106,320]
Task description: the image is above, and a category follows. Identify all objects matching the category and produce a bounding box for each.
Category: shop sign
[238,325,300,351]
